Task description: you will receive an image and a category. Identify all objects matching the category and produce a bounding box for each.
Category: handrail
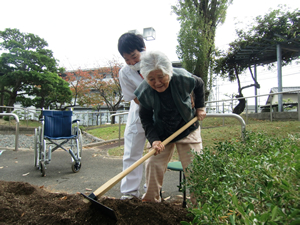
[110,112,246,142]
[0,88,297,128]
[206,89,300,104]
[110,112,129,146]
[110,112,129,118]
[206,113,246,141]
[0,113,20,151]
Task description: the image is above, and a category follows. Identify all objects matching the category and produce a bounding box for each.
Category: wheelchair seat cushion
[44,134,77,140]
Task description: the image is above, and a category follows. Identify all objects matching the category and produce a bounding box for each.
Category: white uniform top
[119,65,144,133]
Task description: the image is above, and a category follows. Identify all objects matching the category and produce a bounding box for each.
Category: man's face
[123,50,141,65]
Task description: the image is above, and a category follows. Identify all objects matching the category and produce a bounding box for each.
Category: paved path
[0,142,187,203]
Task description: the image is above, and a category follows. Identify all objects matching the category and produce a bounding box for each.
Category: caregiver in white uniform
[118,32,147,199]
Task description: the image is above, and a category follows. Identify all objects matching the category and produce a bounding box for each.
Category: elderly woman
[134,50,206,203]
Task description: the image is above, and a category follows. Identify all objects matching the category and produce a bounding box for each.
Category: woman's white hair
[140,50,173,80]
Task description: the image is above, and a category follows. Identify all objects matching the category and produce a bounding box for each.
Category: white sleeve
[119,68,138,102]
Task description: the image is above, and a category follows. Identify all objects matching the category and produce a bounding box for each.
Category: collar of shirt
[137,70,144,79]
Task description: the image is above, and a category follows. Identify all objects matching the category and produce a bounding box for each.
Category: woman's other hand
[196,108,206,121]
[152,141,165,156]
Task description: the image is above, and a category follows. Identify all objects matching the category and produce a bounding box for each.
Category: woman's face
[146,70,170,92]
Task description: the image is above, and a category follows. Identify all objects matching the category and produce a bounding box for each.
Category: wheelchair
[34,110,82,176]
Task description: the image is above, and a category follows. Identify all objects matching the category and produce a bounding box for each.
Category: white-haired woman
[134,50,206,203]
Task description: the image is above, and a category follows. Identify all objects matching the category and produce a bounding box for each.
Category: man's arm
[119,67,138,102]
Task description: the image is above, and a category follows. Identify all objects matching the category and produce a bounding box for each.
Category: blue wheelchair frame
[34,110,82,176]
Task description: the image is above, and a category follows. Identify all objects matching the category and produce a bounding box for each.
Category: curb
[0,147,32,151]
[82,131,104,142]
[0,129,124,151]
[0,138,125,151]
[83,138,124,148]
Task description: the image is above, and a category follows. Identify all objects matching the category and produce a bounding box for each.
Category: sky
[1,0,299,105]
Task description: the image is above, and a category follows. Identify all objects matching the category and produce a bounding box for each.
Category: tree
[64,58,124,124]
[63,68,92,107]
[16,72,72,110]
[214,6,300,113]
[172,0,232,100]
[77,91,106,125]
[0,28,70,111]
[88,58,123,124]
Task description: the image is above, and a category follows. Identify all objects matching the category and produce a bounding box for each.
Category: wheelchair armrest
[72,119,80,123]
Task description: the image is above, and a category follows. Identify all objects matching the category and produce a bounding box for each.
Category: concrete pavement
[0,144,187,202]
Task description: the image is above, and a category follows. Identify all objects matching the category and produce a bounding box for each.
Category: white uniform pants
[120,128,146,197]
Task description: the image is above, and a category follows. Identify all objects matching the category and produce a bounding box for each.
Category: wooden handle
[92,117,198,198]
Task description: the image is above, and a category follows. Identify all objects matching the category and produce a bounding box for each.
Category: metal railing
[205,113,246,141]
[206,89,300,122]
[110,112,246,145]
[110,112,129,147]
[0,113,20,151]
[0,106,128,126]
[1,89,299,127]
[73,110,128,126]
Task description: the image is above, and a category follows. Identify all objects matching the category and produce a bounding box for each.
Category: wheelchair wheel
[34,127,42,168]
[78,129,83,157]
[34,128,38,168]
[70,128,83,158]
[71,161,81,173]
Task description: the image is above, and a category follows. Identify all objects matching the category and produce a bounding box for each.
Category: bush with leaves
[182,131,300,224]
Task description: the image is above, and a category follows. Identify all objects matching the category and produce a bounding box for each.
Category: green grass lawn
[85,124,126,140]
[2,116,299,158]
[0,118,40,127]
[84,117,300,158]
[83,117,300,143]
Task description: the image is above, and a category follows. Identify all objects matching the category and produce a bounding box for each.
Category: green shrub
[183,131,300,224]
[3,115,11,121]
[12,110,25,120]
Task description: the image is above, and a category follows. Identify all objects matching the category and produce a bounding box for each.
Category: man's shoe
[120,194,134,200]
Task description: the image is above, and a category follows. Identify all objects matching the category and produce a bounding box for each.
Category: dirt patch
[0,180,194,224]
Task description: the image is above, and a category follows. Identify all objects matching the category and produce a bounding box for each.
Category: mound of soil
[0,180,194,225]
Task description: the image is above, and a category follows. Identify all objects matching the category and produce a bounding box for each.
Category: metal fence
[0,106,128,127]
[0,113,19,151]
[206,90,300,122]
[1,89,299,127]
[2,89,299,151]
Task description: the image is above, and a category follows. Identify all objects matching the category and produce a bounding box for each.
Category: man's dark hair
[118,33,145,57]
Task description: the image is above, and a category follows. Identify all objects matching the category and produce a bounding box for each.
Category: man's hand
[133,97,140,105]
[196,108,206,121]
[152,141,165,156]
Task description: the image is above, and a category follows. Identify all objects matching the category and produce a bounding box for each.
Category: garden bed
[0,180,193,224]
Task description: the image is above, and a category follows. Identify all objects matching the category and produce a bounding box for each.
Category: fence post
[246,100,248,124]
[270,96,273,122]
[118,115,122,147]
[87,113,89,127]
[297,93,300,121]
[15,120,19,151]
[222,102,225,126]
[0,113,19,151]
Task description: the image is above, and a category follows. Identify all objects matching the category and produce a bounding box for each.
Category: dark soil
[0,180,194,225]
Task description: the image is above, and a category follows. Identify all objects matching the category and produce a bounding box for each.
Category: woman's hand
[152,141,165,156]
[196,108,206,121]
